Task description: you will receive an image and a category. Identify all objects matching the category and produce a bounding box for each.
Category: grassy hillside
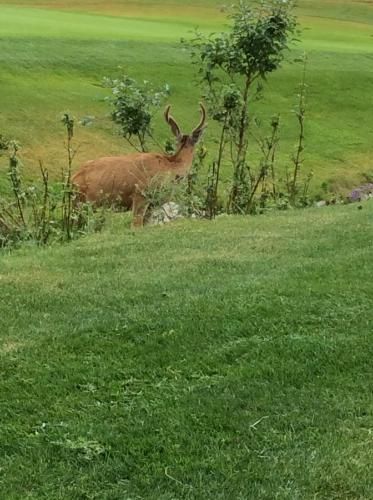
[1,201,373,498]
[0,0,373,194]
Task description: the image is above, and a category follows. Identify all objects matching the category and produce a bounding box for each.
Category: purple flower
[348,183,373,202]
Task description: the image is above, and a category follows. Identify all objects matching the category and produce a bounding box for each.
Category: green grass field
[1,202,373,498]
[1,3,373,497]
[0,0,373,194]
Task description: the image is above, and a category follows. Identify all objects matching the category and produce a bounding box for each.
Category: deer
[72,103,207,227]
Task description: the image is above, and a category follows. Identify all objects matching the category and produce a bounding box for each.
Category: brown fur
[72,104,206,227]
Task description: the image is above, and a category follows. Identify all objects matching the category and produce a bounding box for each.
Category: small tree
[289,52,307,204]
[61,113,75,240]
[185,0,297,214]
[103,75,170,152]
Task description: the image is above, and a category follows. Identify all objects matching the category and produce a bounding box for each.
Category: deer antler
[164,105,182,139]
[191,102,207,135]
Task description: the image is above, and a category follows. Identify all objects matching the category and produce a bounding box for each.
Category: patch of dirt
[1,340,24,355]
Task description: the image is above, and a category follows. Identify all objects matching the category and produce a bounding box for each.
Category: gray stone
[147,202,183,225]
[315,200,327,208]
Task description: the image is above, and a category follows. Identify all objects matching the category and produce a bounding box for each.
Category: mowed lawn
[0,0,373,194]
[1,201,373,499]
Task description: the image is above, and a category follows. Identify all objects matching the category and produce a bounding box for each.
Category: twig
[250,415,269,430]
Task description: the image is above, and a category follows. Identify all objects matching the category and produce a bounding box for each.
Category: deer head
[72,103,207,227]
[164,102,206,154]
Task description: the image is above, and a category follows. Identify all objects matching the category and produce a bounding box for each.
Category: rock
[315,200,327,208]
[162,202,181,219]
[147,202,183,225]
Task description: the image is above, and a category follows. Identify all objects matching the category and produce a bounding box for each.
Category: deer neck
[168,144,195,174]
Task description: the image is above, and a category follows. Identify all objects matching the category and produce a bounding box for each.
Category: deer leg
[131,193,149,228]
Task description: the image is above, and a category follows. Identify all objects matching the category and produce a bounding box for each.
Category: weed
[0,120,105,249]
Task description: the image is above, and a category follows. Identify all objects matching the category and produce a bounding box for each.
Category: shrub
[103,75,170,152]
[0,119,105,249]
